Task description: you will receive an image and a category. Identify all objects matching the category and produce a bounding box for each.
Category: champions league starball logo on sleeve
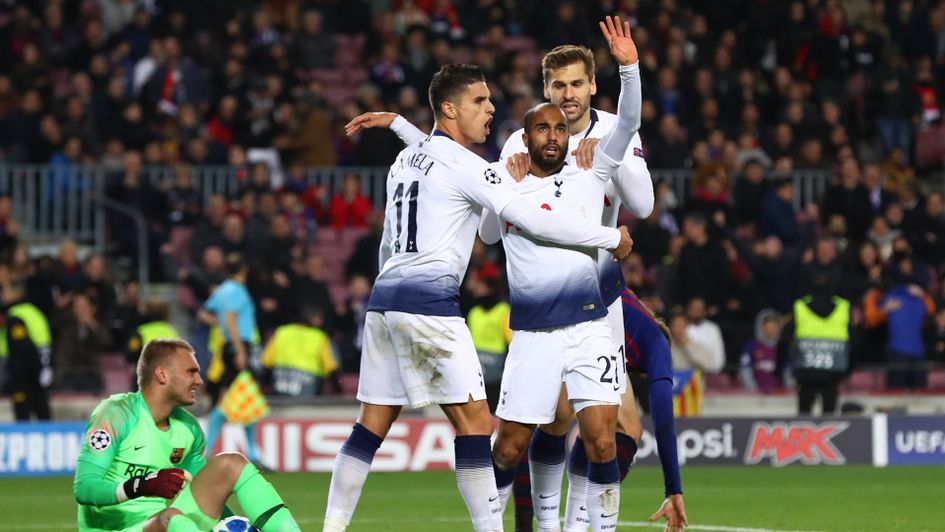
[88,429,112,452]
[484,168,501,184]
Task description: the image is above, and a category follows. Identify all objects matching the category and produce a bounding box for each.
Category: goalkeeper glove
[122,468,191,500]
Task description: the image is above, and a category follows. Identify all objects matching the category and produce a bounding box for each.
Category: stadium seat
[100,352,134,396]
[916,124,945,167]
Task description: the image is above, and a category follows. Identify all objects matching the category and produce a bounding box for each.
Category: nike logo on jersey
[538,492,558,499]
[133,445,145,451]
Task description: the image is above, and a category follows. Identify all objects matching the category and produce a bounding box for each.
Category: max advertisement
[0,415,938,476]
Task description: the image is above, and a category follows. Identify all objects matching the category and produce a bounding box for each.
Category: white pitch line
[296,516,816,532]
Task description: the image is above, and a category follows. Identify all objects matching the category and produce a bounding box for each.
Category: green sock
[166,514,202,532]
[233,462,301,532]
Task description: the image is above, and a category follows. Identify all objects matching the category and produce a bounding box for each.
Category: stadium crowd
[1,0,945,404]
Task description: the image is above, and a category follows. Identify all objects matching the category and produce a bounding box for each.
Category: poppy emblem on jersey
[170,447,185,464]
[554,179,564,197]
[88,429,111,452]
[484,168,501,184]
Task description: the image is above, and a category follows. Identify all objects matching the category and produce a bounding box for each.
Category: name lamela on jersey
[391,152,435,178]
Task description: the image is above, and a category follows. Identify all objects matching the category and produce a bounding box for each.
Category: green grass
[4,466,944,531]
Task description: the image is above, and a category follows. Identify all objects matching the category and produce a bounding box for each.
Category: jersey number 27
[393,181,419,253]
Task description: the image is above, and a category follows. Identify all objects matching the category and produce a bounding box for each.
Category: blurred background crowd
[1,0,944,406]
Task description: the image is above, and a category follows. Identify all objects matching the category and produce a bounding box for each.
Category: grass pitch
[3,466,942,531]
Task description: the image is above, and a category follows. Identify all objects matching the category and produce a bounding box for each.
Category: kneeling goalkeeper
[74,338,300,532]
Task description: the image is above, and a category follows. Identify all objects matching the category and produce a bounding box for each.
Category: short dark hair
[522,102,564,131]
[225,252,246,276]
[428,64,485,118]
[542,45,595,84]
[137,338,195,389]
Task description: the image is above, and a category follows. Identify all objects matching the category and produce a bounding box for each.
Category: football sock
[615,432,638,481]
[493,455,516,515]
[563,437,589,532]
[244,422,259,463]
[455,435,502,532]
[586,460,620,532]
[513,452,534,532]
[529,429,566,531]
[233,462,300,532]
[205,407,226,455]
[324,423,383,530]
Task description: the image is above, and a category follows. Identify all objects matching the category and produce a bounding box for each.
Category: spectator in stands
[684,297,726,374]
[739,309,783,393]
[295,10,336,70]
[279,188,317,245]
[821,158,872,240]
[220,213,248,256]
[295,254,335,331]
[865,258,936,390]
[334,273,371,372]
[344,209,384,281]
[330,174,372,231]
[732,158,768,227]
[53,293,111,394]
[667,309,714,416]
[759,178,799,246]
[676,213,729,313]
[79,255,116,317]
[1,279,53,421]
[190,195,227,263]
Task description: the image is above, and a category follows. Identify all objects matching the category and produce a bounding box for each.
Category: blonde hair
[137,338,195,389]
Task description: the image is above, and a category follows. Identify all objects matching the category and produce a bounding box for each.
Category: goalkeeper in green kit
[74,338,300,532]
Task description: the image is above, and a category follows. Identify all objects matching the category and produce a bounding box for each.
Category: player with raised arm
[561,288,687,532]
[473,16,640,532]
[74,338,299,532]
[323,59,633,532]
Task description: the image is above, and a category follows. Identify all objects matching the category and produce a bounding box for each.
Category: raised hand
[599,15,638,66]
[344,112,400,137]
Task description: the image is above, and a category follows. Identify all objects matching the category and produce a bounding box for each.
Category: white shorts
[496,317,621,425]
[357,311,487,408]
[606,297,629,394]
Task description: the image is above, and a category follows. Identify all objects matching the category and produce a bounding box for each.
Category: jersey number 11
[393,181,419,253]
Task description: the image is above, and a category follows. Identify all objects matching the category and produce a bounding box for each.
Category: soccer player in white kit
[480,17,641,532]
[322,63,633,532]
[497,41,656,532]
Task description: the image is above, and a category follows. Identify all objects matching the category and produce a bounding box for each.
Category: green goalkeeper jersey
[74,392,207,531]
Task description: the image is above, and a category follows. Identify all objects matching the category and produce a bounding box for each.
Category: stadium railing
[0,164,833,249]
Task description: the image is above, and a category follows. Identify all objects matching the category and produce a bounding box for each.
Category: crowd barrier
[1,414,940,477]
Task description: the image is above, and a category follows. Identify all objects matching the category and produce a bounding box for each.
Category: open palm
[599,15,638,66]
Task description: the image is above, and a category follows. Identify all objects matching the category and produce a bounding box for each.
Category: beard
[527,142,566,174]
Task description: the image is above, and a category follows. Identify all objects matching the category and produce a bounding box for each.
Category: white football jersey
[369,131,518,317]
[490,149,620,330]
[500,108,652,305]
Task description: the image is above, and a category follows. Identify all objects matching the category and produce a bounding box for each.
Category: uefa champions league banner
[0,421,86,477]
[884,415,945,465]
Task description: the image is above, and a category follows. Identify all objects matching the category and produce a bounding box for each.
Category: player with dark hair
[323,59,632,532]
[74,338,299,531]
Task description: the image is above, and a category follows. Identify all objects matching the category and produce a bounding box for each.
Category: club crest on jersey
[170,447,185,464]
[88,429,111,452]
[484,168,501,184]
[554,179,564,197]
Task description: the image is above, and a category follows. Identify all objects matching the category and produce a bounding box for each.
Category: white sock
[563,438,589,532]
[529,430,566,531]
[324,424,382,530]
[455,436,503,532]
[585,460,620,532]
